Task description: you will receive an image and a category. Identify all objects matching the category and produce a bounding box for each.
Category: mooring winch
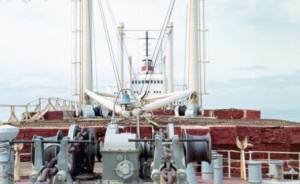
[127,123,212,184]
[0,124,99,184]
[30,125,100,183]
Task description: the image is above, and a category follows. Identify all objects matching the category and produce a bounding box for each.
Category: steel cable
[97,0,121,91]
[140,0,176,96]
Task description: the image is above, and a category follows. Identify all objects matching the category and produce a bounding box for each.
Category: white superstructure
[131,72,164,97]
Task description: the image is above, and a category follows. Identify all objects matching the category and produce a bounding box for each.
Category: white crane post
[166,22,174,93]
[128,56,132,91]
[82,0,93,105]
[117,22,125,89]
[188,0,201,106]
[162,56,167,94]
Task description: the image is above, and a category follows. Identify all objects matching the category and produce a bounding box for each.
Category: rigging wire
[141,0,176,95]
[145,37,168,92]
[97,0,121,91]
[104,0,117,27]
[104,0,141,92]
[143,0,175,94]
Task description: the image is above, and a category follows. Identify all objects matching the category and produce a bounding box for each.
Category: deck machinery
[20,122,211,184]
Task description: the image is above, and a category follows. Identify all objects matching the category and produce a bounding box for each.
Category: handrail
[0,97,79,123]
[215,149,300,179]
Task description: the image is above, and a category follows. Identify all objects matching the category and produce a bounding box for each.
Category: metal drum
[214,154,223,184]
[202,161,214,180]
[248,160,262,184]
[0,142,14,184]
[184,130,212,164]
[202,150,218,180]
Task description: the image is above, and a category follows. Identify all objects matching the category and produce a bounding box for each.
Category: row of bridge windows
[132,91,162,94]
[132,80,163,84]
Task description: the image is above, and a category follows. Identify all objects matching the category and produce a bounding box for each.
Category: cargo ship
[0,0,299,184]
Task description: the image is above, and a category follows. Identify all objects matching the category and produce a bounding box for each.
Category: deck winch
[127,124,212,183]
[29,125,100,183]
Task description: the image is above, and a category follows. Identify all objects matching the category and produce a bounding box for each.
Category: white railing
[248,150,300,177]
[0,97,79,123]
[217,150,241,178]
[216,149,300,179]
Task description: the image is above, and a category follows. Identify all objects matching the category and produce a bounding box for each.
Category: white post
[117,22,125,89]
[162,56,167,94]
[298,153,300,179]
[214,154,223,184]
[188,0,200,105]
[128,56,132,91]
[228,151,231,178]
[166,22,174,93]
[82,0,93,105]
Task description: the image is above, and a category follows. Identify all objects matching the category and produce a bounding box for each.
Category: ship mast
[117,22,125,89]
[82,0,93,105]
[166,22,174,94]
[72,0,93,105]
[188,0,201,106]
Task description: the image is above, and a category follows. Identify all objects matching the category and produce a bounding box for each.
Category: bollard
[214,154,223,184]
[0,142,15,184]
[248,160,262,184]
[269,160,284,180]
[202,161,214,180]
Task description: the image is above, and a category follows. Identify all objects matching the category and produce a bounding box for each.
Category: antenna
[145,31,149,58]
[141,31,155,60]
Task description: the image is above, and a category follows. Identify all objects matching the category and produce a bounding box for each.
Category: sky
[0,0,299,122]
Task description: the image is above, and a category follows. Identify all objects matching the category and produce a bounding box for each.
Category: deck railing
[216,149,300,180]
[0,97,79,123]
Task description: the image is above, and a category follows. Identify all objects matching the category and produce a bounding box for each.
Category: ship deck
[12,116,300,184]
[13,116,300,128]
[15,162,300,184]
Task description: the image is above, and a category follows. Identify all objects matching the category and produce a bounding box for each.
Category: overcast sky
[0,0,299,121]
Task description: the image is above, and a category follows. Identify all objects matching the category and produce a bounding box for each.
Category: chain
[158,129,176,184]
